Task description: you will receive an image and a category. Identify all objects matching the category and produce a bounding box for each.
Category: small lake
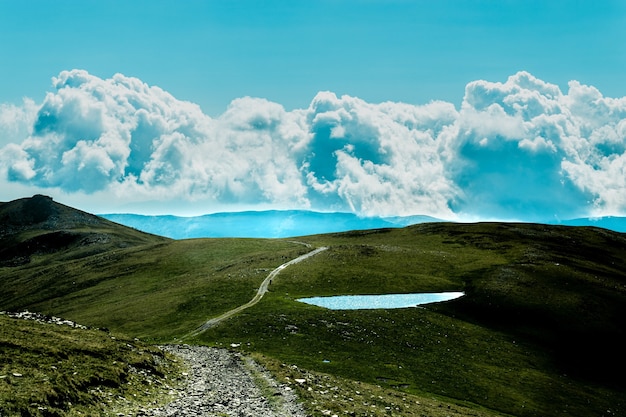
[297,292,464,310]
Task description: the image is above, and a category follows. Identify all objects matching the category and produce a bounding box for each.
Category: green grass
[197,296,577,416]
[0,314,181,417]
[2,217,626,416]
[191,223,626,417]
[252,353,508,417]
[1,238,308,340]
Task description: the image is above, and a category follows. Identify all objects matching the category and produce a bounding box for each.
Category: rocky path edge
[134,344,307,417]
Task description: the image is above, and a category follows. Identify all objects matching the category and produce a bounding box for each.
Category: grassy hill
[1,196,625,416]
[194,223,625,416]
[0,196,309,339]
[0,194,168,268]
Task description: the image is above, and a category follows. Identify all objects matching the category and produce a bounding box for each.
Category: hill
[0,194,168,267]
[1,195,625,416]
[0,195,311,337]
[196,223,626,417]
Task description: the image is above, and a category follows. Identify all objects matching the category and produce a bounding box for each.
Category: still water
[297,292,464,310]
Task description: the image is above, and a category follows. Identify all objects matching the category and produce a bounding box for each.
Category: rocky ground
[1,310,89,329]
[136,345,307,417]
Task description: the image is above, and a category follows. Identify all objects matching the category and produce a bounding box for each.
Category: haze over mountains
[101,210,626,239]
[100,211,439,239]
[3,193,625,240]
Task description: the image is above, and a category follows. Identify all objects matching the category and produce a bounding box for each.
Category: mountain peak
[17,194,56,224]
[0,195,107,234]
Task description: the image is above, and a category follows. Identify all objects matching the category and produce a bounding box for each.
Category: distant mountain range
[549,216,626,233]
[100,210,626,239]
[100,211,441,239]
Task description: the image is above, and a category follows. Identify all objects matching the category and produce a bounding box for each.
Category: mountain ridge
[100,210,441,239]
[551,215,626,232]
[101,209,626,239]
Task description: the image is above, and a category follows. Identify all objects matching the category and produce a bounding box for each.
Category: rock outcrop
[1,310,88,329]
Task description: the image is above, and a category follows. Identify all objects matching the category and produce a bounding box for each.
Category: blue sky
[1,1,626,220]
[2,1,625,114]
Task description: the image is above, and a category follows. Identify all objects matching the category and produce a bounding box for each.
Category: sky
[1,0,626,220]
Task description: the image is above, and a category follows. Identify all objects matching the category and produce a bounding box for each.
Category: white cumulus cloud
[1,69,626,220]
[0,98,38,146]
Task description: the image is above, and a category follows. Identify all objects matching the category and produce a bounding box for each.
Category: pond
[297,292,464,310]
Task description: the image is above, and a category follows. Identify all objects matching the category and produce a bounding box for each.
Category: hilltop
[1,195,625,416]
[0,195,167,267]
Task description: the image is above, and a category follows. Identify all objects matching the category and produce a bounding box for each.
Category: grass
[1,238,308,340]
[252,353,508,417]
[190,223,626,417]
[198,297,564,416]
[2,208,626,417]
[0,314,182,417]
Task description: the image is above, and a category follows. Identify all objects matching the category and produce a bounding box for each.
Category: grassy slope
[2,204,625,416]
[0,238,308,340]
[0,314,181,417]
[192,223,626,417]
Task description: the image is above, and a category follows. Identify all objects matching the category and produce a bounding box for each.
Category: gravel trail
[138,345,307,417]
[184,246,327,338]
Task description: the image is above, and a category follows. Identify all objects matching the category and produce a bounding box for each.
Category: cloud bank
[1,70,625,220]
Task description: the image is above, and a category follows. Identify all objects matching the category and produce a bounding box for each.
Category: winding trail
[183,246,327,339]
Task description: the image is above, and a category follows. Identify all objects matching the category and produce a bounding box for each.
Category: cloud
[1,69,626,219]
[445,72,587,219]
[303,92,458,216]
[0,98,38,146]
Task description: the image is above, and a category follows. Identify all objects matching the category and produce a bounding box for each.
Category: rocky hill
[0,195,167,266]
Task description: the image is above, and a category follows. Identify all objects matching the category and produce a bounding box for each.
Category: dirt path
[183,246,327,339]
[137,345,307,417]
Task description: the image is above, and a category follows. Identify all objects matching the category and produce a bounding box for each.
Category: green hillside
[0,196,308,339]
[0,194,168,268]
[193,224,625,416]
[1,196,625,416]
